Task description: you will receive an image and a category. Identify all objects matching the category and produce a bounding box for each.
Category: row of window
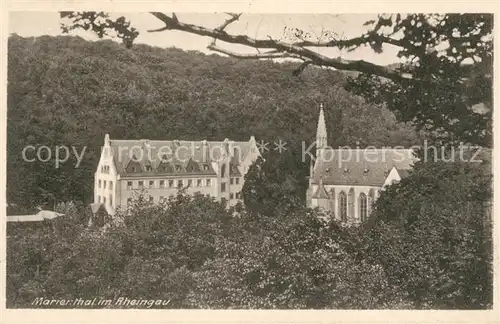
[127,195,172,205]
[97,194,113,206]
[338,192,371,222]
[98,180,113,190]
[101,165,110,173]
[126,192,242,205]
[229,192,242,199]
[124,177,242,190]
[127,162,211,173]
[127,178,214,190]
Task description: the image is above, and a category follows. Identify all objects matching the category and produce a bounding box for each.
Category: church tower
[307,103,329,208]
[316,103,328,158]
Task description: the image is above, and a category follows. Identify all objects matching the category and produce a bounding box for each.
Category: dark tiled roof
[313,149,416,186]
[107,139,252,177]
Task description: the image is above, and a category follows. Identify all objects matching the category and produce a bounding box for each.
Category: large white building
[306,104,416,224]
[94,134,261,215]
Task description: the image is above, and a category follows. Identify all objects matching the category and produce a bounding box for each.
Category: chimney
[223,138,229,156]
[104,134,110,146]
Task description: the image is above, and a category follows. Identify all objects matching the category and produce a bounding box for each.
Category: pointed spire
[312,176,330,199]
[316,103,328,152]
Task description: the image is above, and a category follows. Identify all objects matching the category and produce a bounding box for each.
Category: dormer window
[325,167,331,174]
[175,165,181,171]
[145,164,152,172]
[203,164,209,171]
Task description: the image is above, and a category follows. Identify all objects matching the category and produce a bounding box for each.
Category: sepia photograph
[4,9,494,313]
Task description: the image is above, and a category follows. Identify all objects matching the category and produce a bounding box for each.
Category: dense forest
[7,158,492,309]
[7,34,418,209]
[6,34,492,309]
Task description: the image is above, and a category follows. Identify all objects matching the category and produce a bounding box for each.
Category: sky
[8,12,401,66]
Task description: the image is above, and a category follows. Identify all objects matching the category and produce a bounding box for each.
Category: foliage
[7,159,493,309]
[188,209,411,309]
[60,12,139,48]
[346,14,493,146]
[7,193,411,309]
[242,148,308,216]
[6,14,493,310]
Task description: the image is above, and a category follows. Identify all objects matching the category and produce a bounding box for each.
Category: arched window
[359,193,368,222]
[338,191,347,222]
[221,164,227,178]
[329,188,336,215]
[348,188,355,220]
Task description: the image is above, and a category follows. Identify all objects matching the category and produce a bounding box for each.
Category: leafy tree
[363,158,493,309]
[7,193,413,309]
[242,148,308,216]
[188,208,411,309]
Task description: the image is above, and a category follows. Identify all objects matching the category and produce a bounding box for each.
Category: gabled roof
[106,138,253,177]
[313,148,416,186]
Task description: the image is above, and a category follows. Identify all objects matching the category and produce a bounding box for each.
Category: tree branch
[149,12,418,83]
[217,13,241,32]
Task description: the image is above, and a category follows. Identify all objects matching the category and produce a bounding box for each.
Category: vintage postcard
[1,1,498,324]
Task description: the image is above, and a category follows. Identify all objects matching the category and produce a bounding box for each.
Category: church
[306,104,416,224]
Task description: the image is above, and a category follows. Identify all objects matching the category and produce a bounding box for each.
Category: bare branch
[216,13,241,32]
[147,26,168,33]
[207,44,303,60]
[148,12,418,83]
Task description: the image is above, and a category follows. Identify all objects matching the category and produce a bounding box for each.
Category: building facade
[306,104,416,224]
[94,134,261,215]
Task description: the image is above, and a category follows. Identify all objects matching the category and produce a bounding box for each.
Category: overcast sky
[9,12,401,65]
